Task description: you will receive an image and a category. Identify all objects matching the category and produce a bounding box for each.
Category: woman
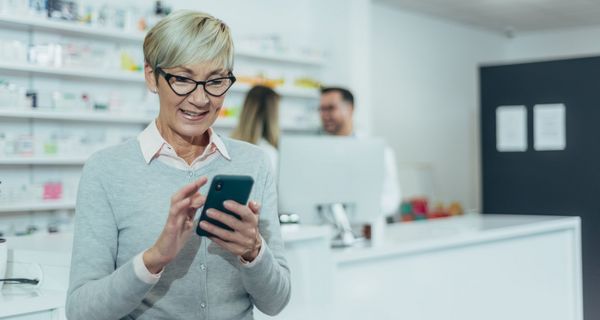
[231,85,280,172]
[66,10,290,320]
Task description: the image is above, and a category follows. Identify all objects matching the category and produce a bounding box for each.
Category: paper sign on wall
[496,105,527,152]
[534,103,566,151]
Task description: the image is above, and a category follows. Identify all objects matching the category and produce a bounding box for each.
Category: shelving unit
[0,157,88,165]
[0,63,320,98]
[0,62,144,82]
[0,15,324,67]
[0,12,322,220]
[0,200,76,213]
[232,83,319,99]
[0,13,145,42]
[236,48,324,66]
[0,109,319,132]
[0,108,154,124]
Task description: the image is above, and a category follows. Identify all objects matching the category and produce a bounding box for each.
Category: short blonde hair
[231,86,280,148]
[143,10,234,80]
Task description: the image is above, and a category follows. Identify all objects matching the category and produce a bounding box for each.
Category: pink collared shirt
[138,120,231,170]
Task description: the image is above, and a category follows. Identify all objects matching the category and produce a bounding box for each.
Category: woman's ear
[144,62,158,93]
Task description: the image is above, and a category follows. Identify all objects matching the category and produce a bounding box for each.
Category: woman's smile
[178,107,211,121]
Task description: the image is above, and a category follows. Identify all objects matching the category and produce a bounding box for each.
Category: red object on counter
[410,198,428,214]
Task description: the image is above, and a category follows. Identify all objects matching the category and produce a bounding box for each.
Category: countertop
[332,214,580,264]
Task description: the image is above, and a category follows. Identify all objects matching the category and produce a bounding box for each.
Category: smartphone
[196,175,255,238]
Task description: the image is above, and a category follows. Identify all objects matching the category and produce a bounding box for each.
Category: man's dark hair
[321,87,354,108]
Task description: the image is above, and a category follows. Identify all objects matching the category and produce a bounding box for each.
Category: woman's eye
[208,79,224,86]
[174,76,190,82]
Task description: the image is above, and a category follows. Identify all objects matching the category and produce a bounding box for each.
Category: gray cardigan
[66,137,290,319]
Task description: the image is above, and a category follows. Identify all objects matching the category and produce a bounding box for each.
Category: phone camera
[216,182,223,191]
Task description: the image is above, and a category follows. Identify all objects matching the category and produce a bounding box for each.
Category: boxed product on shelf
[28,43,64,67]
[52,91,87,110]
[0,39,27,63]
[25,39,143,72]
[0,80,29,108]
[0,0,170,33]
[237,35,325,62]
[42,181,62,200]
[0,0,30,15]
[0,181,62,203]
[47,0,78,20]
[14,134,34,156]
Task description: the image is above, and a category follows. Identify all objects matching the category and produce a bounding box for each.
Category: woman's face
[146,62,230,142]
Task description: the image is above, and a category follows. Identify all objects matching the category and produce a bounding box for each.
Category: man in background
[319,87,401,216]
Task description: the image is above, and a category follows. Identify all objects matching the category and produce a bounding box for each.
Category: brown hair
[231,85,280,148]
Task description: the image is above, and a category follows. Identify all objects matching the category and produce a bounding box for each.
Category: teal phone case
[196,175,254,238]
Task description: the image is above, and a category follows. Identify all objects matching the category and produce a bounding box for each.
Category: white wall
[505,25,600,62]
[370,2,507,211]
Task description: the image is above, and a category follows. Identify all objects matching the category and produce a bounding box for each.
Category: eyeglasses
[156,68,236,97]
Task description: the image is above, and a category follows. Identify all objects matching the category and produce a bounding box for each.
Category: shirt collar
[138,120,231,164]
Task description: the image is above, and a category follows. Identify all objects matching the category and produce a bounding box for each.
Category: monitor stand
[319,203,364,248]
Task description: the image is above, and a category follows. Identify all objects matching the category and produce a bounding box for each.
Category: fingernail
[206,209,214,216]
[223,200,233,207]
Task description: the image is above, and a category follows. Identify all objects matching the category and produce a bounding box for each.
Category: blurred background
[1,0,600,319]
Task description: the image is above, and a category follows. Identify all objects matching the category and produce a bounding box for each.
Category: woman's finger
[210,237,245,256]
[199,221,237,242]
[190,193,206,209]
[223,201,255,222]
[170,197,191,216]
[248,200,261,215]
[206,209,243,231]
[171,177,208,204]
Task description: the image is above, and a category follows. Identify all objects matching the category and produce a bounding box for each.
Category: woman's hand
[143,177,208,274]
[199,200,262,262]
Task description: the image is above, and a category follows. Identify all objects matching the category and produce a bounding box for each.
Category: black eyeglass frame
[156,67,236,97]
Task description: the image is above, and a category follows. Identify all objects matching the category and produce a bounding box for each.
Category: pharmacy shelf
[236,48,324,66]
[0,62,319,98]
[0,14,145,42]
[0,62,144,82]
[231,83,319,99]
[0,15,324,66]
[216,117,318,132]
[0,108,155,124]
[0,157,88,165]
[0,200,76,213]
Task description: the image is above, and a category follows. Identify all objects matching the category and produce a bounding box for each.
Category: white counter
[0,233,72,319]
[0,225,331,320]
[330,214,582,320]
[0,214,582,320]
[0,288,65,319]
[333,214,580,263]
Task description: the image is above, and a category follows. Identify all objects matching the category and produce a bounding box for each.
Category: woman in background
[231,85,280,172]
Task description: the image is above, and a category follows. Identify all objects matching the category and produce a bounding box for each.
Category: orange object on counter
[448,202,464,216]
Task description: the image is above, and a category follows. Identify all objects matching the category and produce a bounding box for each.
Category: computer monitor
[278,135,385,226]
